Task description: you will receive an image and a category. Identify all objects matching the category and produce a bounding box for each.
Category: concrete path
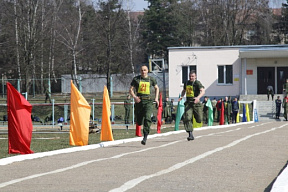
[0,121,288,192]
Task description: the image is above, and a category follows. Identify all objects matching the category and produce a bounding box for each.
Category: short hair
[140,65,148,69]
[189,70,196,75]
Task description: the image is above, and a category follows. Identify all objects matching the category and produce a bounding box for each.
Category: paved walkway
[0,121,288,191]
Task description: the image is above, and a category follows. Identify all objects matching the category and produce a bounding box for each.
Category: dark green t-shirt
[131,75,157,97]
[184,80,204,101]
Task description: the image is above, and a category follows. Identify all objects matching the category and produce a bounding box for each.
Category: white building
[168,45,288,99]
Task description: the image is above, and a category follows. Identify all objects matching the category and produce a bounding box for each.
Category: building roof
[239,46,288,58]
[168,44,288,50]
[168,44,288,58]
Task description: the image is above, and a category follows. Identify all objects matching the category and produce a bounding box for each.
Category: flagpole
[52,99,55,128]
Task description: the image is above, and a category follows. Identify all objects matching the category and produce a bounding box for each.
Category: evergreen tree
[273,0,288,44]
[141,0,180,60]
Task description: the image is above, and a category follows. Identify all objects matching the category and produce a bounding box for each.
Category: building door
[257,67,275,94]
[277,67,288,94]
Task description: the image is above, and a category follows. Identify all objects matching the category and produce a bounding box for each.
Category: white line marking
[0,121,253,166]
[0,123,252,188]
[0,140,180,188]
[109,123,288,192]
[0,122,278,189]
[248,122,272,129]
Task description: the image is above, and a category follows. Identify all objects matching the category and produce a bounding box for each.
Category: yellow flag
[69,80,91,146]
[245,103,250,122]
[100,86,114,141]
[193,116,203,128]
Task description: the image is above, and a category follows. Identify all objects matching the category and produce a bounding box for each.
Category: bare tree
[198,0,271,46]
[56,0,84,88]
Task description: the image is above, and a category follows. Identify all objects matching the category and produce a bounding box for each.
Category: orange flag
[100,86,114,141]
[69,81,91,146]
[7,82,34,154]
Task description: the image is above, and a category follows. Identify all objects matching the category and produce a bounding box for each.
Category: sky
[124,0,147,11]
[132,0,148,11]
[127,0,286,11]
[269,0,286,8]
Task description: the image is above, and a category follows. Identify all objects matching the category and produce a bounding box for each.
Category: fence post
[2,76,4,98]
[79,76,82,93]
[64,105,68,123]
[17,79,20,92]
[110,76,113,97]
[92,99,95,122]
[22,92,27,100]
[52,99,55,128]
[111,104,115,123]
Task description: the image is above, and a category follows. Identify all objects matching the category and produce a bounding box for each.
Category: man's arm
[129,86,141,103]
[178,89,186,101]
[194,88,205,103]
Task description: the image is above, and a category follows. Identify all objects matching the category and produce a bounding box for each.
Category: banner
[206,99,213,126]
[69,81,91,146]
[193,116,203,128]
[219,101,224,125]
[245,103,250,122]
[174,94,185,131]
[100,86,114,141]
[242,104,247,122]
[7,82,34,154]
[254,109,259,122]
[157,92,163,133]
[236,102,240,123]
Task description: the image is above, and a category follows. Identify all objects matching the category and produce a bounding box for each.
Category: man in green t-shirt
[129,65,159,145]
[179,71,205,141]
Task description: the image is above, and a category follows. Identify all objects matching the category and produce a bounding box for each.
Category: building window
[218,65,233,84]
[182,66,196,84]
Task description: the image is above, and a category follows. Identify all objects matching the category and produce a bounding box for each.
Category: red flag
[157,92,163,133]
[135,123,142,137]
[7,82,34,154]
[219,101,224,125]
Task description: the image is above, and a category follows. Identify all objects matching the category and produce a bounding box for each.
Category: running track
[0,121,288,191]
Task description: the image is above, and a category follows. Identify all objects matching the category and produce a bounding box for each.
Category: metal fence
[0,99,161,129]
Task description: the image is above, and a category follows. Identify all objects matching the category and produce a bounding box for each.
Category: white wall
[242,58,288,94]
[169,48,241,99]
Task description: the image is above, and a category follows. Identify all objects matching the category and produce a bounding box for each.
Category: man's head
[140,65,149,78]
[189,70,196,81]
[166,97,169,101]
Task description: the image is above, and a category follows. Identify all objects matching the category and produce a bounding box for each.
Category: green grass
[0,93,254,159]
[0,126,178,159]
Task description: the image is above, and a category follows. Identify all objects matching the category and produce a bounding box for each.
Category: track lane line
[109,123,288,192]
